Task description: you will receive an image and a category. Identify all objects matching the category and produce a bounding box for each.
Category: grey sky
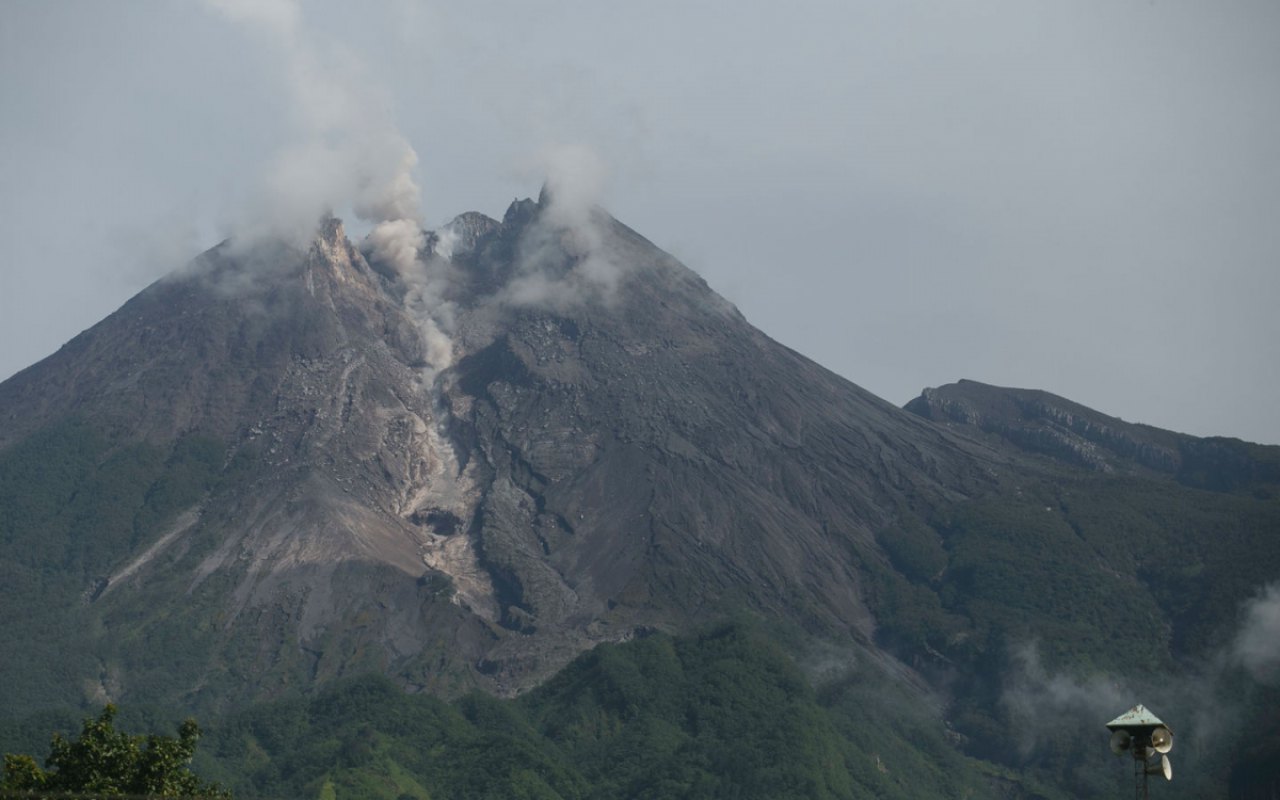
[2,1,1278,443]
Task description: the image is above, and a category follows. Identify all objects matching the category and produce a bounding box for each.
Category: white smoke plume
[202,3,634,362]
[366,218,425,277]
[364,219,457,373]
[1001,643,1134,757]
[201,0,423,242]
[540,143,609,230]
[1002,581,1280,766]
[432,227,460,261]
[1232,582,1280,686]
[501,143,628,309]
[202,0,459,375]
[202,0,298,38]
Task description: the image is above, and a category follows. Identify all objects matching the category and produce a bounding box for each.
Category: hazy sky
[2,1,1278,443]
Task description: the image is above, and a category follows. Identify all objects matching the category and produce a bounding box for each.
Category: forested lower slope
[1,201,1277,798]
[194,624,1026,800]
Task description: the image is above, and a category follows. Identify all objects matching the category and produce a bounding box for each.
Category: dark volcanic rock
[904,379,1183,473]
[424,206,1012,685]
[4,195,1278,798]
[0,197,1014,706]
[905,379,1280,490]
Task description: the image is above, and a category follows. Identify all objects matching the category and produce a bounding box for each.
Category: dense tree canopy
[1,704,228,799]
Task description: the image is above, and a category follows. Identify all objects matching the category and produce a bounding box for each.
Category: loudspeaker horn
[1144,754,1172,781]
[1151,726,1173,754]
[1109,729,1132,755]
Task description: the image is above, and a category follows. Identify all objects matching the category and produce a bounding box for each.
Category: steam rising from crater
[502,143,628,310]
[203,0,459,374]
[366,218,425,277]
[202,3,635,367]
[361,221,455,373]
[202,0,423,244]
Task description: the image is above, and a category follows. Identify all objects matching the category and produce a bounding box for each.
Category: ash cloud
[365,218,425,277]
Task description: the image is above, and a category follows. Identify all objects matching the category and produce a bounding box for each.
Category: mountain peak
[502,196,539,228]
[3,191,1279,798]
[434,211,499,260]
[5,191,967,695]
[317,214,346,249]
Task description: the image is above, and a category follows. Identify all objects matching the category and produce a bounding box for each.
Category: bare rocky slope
[906,378,1280,489]
[0,197,1012,702]
[2,194,1277,797]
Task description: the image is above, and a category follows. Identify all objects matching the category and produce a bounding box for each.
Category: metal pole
[1132,752,1148,800]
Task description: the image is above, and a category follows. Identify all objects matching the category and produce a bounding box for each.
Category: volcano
[2,192,1277,797]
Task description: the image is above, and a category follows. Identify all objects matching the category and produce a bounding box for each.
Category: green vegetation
[865,464,1280,678]
[0,417,233,744]
[0,419,224,576]
[200,675,582,800]
[191,623,1001,800]
[1,415,1277,798]
[518,625,857,799]
[863,468,1280,797]
[1,704,228,798]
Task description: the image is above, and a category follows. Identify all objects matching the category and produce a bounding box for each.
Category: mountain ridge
[1,197,1012,700]
[906,378,1280,490]
[1,195,1277,797]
